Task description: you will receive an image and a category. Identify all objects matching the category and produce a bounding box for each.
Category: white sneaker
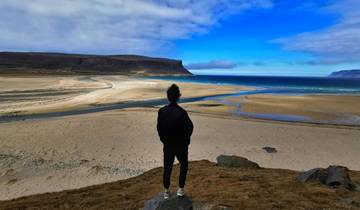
[177,188,185,197]
[164,189,170,199]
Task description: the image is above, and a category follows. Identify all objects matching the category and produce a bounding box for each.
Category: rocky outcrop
[328,70,360,78]
[0,52,191,76]
[297,165,356,190]
[144,193,193,210]
[216,155,261,169]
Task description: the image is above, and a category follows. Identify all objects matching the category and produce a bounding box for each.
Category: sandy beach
[1,108,360,200]
[0,76,247,117]
[0,76,360,201]
[232,94,360,121]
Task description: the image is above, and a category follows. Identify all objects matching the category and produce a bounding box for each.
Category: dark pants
[163,145,188,189]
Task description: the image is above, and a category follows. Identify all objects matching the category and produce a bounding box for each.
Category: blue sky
[0,0,360,76]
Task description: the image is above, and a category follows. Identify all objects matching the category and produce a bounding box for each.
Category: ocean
[150,75,360,95]
[149,75,360,125]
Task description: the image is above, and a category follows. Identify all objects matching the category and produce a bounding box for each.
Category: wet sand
[181,94,360,125]
[236,94,360,121]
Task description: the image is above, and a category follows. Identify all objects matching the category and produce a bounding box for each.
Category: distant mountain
[328,69,360,78]
[0,52,191,76]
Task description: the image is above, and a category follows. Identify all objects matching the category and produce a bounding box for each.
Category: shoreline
[2,95,360,128]
[1,75,360,127]
[2,105,360,132]
[0,92,240,123]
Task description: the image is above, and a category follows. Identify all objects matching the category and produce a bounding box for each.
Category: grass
[0,160,359,209]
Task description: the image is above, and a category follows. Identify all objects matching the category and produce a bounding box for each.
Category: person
[157,84,193,199]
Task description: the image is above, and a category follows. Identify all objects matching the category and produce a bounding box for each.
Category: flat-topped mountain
[0,52,191,76]
[328,69,360,78]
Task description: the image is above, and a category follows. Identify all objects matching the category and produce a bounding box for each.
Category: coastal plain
[0,75,360,202]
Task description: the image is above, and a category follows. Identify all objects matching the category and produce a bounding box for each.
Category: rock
[262,146,277,153]
[297,165,355,190]
[143,193,192,210]
[297,168,327,184]
[216,155,260,169]
[326,165,354,189]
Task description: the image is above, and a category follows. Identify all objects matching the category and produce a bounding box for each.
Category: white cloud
[0,0,272,55]
[274,0,360,64]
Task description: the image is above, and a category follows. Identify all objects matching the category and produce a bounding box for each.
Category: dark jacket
[157,103,193,147]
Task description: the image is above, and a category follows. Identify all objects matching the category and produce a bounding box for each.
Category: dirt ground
[0,160,359,210]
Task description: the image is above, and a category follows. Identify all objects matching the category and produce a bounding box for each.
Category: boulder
[326,165,353,188]
[143,193,193,210]
[297,165,355,190]
[297,168,327,184]
[216,155,261,169]
[262,146,277,153]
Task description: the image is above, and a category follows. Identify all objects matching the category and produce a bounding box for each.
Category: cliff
[328,69,360,78]
[0,52,191,76]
